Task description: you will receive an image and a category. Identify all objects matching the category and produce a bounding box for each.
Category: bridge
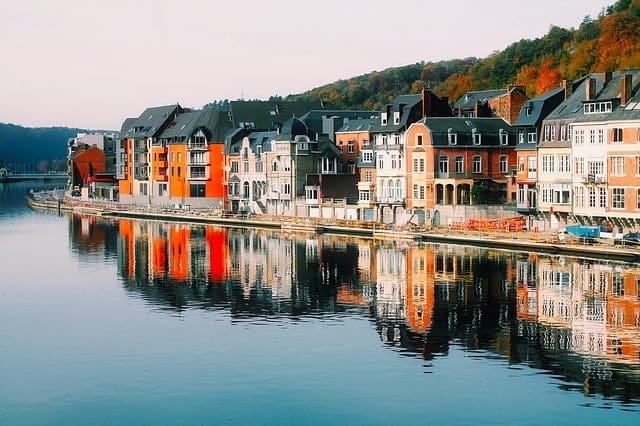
[0,172,68,182]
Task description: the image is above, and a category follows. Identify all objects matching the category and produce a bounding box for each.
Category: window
[413,184,419,199]
[583,101,613,114]
[472,128,481,145]
[272,161,278,172]
[306,187,318,201]
[243,161,249,173]
[365,170,372,182]
[394,135,400,144]
[381,113,387,125]
[455,156,464,173]
[190,183,206,198]
[439,156,449,175]
[542,155,555,173]
[348,141,354,153]
[612,188,624,208]
[587,161,604,176]
[499,129,508,145]
[256,161,263,173]
[499,156,508,173]
[598,129,604,144]
[348,163,355,174]
[140,182,147,196]
[527,131,537,143]
[447,128,457,145]
[419,186,425,199]
[419,158,425,172]
[575,186,584,208]
[393,111,400,124]
[322,158,335,173]
[362,151,373,162]
[391,155,397,169]
[283,161,291,172]
[359,190,370,201]
[589,129,596,144]
[527,157,536,178]
[558,155,571,173]
[231,161,238,173]
[518,156,524,172]
[518,129,525,144]
[574,129,584,144]
[158,183,167,197]
[363,139,370,146]
[472,156,482,173]
[589,187,596,207]
[637,188,640,209]
[612,128,623,143]
[416,134,423,146]
[413,158,419,172]
[575,157,584,176]
[611,157,624,176]
[282,183,291,195]
[560,124,568,141]
[378,157,384,169]
[599,187,607,208]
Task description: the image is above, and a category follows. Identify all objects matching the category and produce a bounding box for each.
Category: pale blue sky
[1,0,611,130]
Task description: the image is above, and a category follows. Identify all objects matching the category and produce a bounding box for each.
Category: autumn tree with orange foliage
[596,0,640,70]
[514,64,538,97]
[535,58,563,95]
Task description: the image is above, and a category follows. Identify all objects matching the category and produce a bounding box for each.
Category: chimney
[603,71,612,86]
[585,77,596,101]
[562,79,573,100]
[421,88,432,117]
[621,73,633,105]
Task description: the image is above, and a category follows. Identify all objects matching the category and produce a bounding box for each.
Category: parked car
[620,232,640,246]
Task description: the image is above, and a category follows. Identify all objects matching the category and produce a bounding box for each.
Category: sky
[1,0,612,130]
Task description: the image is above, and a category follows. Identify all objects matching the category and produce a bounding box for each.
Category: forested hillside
[0,123,87,171]
[286,0,640,110]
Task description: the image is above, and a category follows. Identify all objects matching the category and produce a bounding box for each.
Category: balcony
[582,174,606,184]
[189,172,209,180]
[188,141,207,150]
[376,197,405,204]
[188,157,209,166]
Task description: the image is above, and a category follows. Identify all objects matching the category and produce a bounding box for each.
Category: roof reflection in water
[69,213,640,405]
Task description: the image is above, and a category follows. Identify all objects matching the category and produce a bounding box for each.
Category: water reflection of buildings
[69,214,640,403]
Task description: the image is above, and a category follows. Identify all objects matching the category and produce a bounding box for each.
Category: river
[1,181,639,425]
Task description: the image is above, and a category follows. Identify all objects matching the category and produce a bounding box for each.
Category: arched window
[243,181,250,199]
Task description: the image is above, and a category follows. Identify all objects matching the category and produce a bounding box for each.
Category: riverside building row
[71,70,640,231]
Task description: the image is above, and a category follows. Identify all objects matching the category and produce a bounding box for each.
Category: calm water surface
[1,182,639,425]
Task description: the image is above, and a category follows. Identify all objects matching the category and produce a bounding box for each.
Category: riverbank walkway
[25,191,640,262]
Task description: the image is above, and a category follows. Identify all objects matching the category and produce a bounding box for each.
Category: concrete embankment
[26,194,640,263]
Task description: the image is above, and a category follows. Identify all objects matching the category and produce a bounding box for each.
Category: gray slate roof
[452,89,507,110]
[420,117,515,147]
[229,100,324,131]
[513,87,565,128]
[128,104,183,139]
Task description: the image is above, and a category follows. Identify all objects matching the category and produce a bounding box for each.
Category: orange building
[70,145,106,189]
[405,117,516,223]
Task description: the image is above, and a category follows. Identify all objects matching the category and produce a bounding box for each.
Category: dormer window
[381,113,387,125]
[583,101,613,114]
[447,128,457,145]
[499,129,508,145]
[472,128,481,145]
[393,111,400,125]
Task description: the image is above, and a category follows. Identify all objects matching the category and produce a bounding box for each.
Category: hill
[284,0,640,110]
[0,123,89,172]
